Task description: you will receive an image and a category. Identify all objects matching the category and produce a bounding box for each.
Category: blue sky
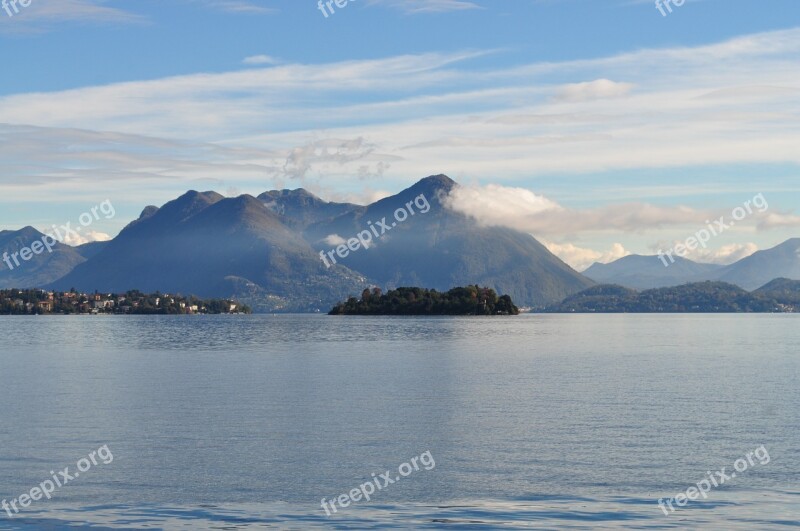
[2,0,800,269]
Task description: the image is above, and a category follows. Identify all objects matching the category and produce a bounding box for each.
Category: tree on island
[329,285,519,316]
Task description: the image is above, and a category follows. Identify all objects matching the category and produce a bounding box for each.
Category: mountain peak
[175,190,225,203]
[269,188,320,199]
[161,190,224,219]
[376,174,457,209]
[256,188,362,230]
[414,174,456,192]
[18,226,45,238]
[139,206,159,220]
[260,188,325,204]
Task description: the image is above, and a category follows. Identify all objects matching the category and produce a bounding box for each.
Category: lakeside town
[0,289,251,315]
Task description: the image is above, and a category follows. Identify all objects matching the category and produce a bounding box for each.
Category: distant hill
[545,281,795,313]
[583,254,722,289]
[715,238,800,290]
[0,227,87,289]
[753,277,800,305]
[583,238,800,290]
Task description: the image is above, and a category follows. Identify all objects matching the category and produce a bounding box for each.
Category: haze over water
[1,314,798,529]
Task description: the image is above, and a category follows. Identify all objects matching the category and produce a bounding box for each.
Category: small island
[329,286,520,316]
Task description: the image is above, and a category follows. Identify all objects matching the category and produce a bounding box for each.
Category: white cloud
[443,183,562,227]
[687,242,759,264]
[543,241,630,271]
[758,212,800,229]
[55,229,112,247]
[647,238,760,264]
[282,137,382,181]
[321,234,346,246]
[443,183,709,237]
[553,79,634,102]
[242,55,280,65]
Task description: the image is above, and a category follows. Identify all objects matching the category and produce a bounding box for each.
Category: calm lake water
[0,314,798,529]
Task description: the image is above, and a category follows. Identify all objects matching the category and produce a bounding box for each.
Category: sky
[1,0,800,270]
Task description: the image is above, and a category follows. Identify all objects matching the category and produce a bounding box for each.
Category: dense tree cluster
[329,286,519,315]
[544,281,800,313]
[755,278,800,305]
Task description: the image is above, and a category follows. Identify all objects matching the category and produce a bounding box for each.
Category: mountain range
[583,238,800,290]
[0,175,593,312]
[4,175,798,312]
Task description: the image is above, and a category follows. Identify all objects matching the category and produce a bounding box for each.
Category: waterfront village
[0,289,251,315]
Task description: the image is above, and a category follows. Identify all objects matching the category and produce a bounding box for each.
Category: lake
[0,314,798,529]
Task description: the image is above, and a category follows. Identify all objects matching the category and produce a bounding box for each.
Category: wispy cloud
[758,212,800,229]
[366,0,482,13]
[4,27,799,180]
[543,240,630,271]
[553,79,634,102]
[192,0,277,14]
[2,27,800,245]
[242,55,280,65]
[0,0,143,33]
[0,0,274,34]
